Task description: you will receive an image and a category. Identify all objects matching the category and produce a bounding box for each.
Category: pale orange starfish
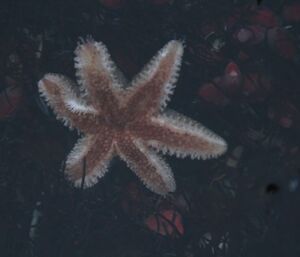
[38,39,227,195]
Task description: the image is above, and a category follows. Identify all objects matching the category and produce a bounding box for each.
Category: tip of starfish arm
[38,73,71,98]
[163,40,184,53]
[159,41,184,111]
[71,166,109,189]
[189,125,228,160]
[65,135,113,189]
[144,151,177,196]
[150,111,228,160]
[198,136,227,159]
[37,75,50,94]
[66,160,111,189]
[39,73,98,116]
[129,40,185,113]
[74,38,123,92]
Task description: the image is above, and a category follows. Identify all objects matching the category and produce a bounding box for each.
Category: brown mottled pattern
[124,44,181,119]
[81,68,120,115]
[75,42,120,113]
[65,130,113,182]
[116,137,174,195]
[131,119,224,158]
[39,39,227,195]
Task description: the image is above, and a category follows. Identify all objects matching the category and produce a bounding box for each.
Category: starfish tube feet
[38,74,97,131]
[124,40,184,119]
[117,137,176,195]
[65,132,113,188]
[38,39,227,195]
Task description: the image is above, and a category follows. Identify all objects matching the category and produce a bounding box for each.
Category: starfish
[38,39,227,195]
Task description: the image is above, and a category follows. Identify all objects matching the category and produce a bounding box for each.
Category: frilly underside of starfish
[38,38,227,195]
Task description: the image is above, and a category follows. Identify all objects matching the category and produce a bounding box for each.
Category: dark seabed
[0,0,300,256]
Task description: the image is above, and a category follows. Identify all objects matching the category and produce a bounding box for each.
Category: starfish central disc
[106,115,128,131]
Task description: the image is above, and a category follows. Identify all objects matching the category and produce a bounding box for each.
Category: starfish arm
[65,130,114,188]
[38,74,98,132]
[131,111,227,160]
[124,40,183,118]
[74,39,122,111]
[116,137,176,195]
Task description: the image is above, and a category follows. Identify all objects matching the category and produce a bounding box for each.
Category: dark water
[0,0,300,256]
